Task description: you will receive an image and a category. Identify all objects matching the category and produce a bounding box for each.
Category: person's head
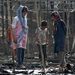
[51,11,60,21]
[17,5,28,18]
[22,6,28,17]
[41,20,47,30]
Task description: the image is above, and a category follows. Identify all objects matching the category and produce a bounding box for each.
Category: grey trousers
[57,51,66,64]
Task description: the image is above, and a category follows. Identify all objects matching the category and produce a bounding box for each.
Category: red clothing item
[8,30,11,40]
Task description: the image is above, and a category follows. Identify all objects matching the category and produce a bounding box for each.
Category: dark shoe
[45,61,48,66]
[20,65,26,69]
[60,63,66,68]
[17,65,26,69]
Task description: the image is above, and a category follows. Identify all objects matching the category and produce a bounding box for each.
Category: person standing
[51,11,66,67]
[12,5,28,68]
[6,24,16,59]
[35,20,49,66]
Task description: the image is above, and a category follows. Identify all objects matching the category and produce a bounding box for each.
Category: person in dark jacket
[51,11,66,67]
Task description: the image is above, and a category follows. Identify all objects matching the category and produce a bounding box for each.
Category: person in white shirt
[35,20,49,65]
[12,5,28,68]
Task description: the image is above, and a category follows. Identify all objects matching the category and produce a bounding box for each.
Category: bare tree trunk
[66,0,70,52]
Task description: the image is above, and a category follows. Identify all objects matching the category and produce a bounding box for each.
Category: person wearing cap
[12,5,28,68]
[51,11,66,67]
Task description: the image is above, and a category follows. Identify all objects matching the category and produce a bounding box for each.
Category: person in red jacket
[6,24,16,58]
[7,25,12,48]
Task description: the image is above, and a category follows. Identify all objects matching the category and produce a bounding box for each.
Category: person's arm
[23,15,28,30]
[22,26,26,30]
[6,25,12,42]
[12,17,17,43]
[46,30,50,46]
[12,17,17,29]
[36,36,40,43]
[47,35,49,46]
[35,28,40,44]
[61,20,67,35]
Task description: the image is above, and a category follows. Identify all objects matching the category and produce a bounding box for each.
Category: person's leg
[17,48,24,66]
[58,51,66,67]
[17,48,22,66]
[13,49,16,59]
[42,45,48,66]
[42,45,47,61]
[21,48,24,65]
[37,44,41,61]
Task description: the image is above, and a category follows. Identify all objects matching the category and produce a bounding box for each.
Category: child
[35,20,49,66]
[6,25,12,48]
[6,24,16,59]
